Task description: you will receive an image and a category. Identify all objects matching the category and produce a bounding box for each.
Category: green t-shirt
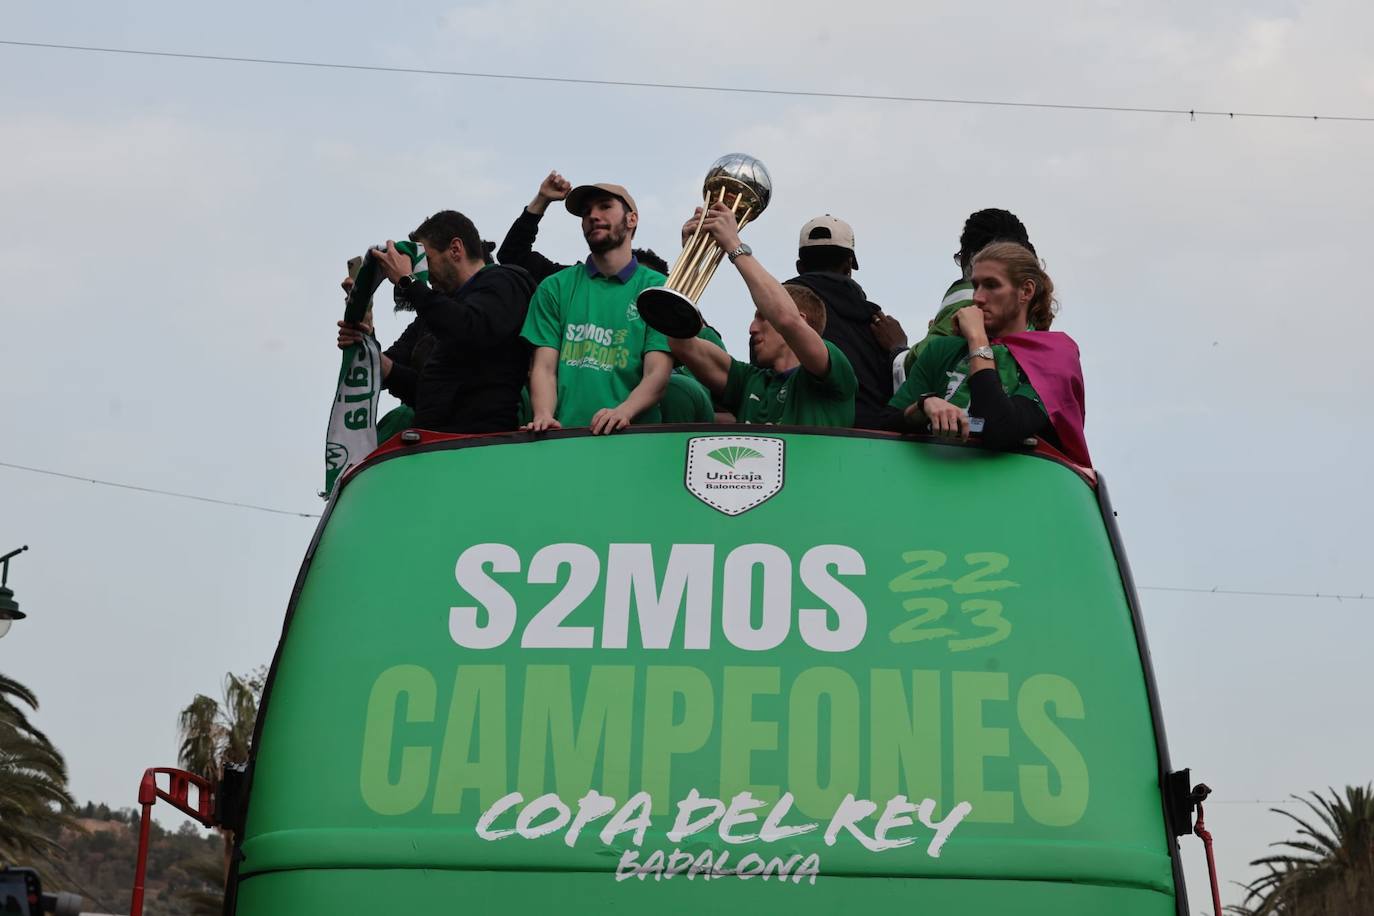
[520,261,671,427]
[673,324,727,379]
[660,372,715,423]
[890,336,1044,430]
[906,278,973,372]
[674,324,730,413]
[722,340,857,427]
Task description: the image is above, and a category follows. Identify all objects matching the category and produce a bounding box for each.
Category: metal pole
[0,546,28,586]
[129,771,156,916]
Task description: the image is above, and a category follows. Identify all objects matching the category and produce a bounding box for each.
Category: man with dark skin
[901,207,1035,372]
[785,215,904,429]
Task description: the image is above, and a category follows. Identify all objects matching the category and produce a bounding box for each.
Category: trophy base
[637,286,704,339]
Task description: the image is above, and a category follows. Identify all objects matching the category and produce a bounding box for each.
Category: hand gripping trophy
[637,153,772,338]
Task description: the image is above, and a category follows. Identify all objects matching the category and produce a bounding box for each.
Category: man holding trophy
[661,202,857,427]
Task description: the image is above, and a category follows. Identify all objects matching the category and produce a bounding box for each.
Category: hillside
[32,802,223,916]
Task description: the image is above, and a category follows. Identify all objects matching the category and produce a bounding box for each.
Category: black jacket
[381,315,436,409]
[786,271,895,429]
[387,265,536,433]
[496,209,565,284]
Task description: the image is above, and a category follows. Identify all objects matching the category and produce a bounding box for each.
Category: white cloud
[1228,17,1295,74]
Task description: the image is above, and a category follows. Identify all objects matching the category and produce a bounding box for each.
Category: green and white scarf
[322,242,428,497]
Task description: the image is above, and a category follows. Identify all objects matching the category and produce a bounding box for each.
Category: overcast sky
[2,1,1372,911]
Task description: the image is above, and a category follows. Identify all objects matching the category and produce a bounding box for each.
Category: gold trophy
[637,153,773,338]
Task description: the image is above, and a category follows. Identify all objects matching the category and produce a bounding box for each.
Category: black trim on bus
[226,429,1141,914]
[222,481,345,916]
[349,422,1096,486]
[1095,475,1191,916]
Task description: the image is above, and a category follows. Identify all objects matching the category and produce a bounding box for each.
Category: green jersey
[674,324,727,380]
[520,260,671,427]
[659,372,715,423]
[905,278,973,372]
[891,336,1044,422]
[695,324,726,352]
[722,340,857,427]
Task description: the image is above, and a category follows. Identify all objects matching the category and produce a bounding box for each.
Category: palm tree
[176,669,263,783]
[0,672,76,858]
[175,668,264,895]
[1233,784,1374,916]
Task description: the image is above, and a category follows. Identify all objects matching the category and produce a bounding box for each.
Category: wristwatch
[397,274,419,292]
[727,243,753,263]
[968,345,994,361]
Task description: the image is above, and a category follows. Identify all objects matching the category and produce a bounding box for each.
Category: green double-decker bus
[223,427,1193,914]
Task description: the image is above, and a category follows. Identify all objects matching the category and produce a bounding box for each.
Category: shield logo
[685,435,785,516]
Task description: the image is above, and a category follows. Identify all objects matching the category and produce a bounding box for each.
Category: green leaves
[1235,784,1374,915]
[176,668,264,782]
[0,670,76,858]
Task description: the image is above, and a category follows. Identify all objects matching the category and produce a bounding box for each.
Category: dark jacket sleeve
[496,209,566,285]
[872,405,908,432]
[404,270,531,348]
[967,368,1052,449]
[381,318,425,406]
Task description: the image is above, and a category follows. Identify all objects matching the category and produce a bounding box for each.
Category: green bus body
[228,428,1188,914]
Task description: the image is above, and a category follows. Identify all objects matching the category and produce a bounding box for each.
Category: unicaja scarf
[322,242,428,497]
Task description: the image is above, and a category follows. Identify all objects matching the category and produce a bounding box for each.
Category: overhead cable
[1139,585,1370,601]
[0,460,320,519]
[2,39,1372,124]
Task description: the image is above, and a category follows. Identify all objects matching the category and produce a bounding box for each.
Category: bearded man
[520,183,672,434]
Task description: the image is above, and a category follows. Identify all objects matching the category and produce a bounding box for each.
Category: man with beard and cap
[786,215,905,429]
[497,170,675,282]
[521,182,672,435]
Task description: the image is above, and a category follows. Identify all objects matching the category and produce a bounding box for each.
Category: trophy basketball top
[636,153,773,339]
[703,153,773,214]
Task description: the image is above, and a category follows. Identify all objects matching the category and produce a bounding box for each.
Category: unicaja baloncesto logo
[685,436,785,516]
[706,445,763,469]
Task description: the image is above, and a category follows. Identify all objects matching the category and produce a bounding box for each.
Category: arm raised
[700,204,832,378]
[668,335,731,395]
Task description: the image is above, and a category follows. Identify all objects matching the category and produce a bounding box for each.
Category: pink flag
[996,331,1092,469]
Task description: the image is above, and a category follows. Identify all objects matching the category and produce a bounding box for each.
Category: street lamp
[0,545,29,640]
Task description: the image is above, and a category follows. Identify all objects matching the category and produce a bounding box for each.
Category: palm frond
[1239,783,1374,916]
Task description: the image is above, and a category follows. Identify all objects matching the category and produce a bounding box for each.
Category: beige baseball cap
[565,183,638,217]
[799,214,858,268]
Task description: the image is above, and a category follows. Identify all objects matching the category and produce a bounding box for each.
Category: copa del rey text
[476,788,973,883]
